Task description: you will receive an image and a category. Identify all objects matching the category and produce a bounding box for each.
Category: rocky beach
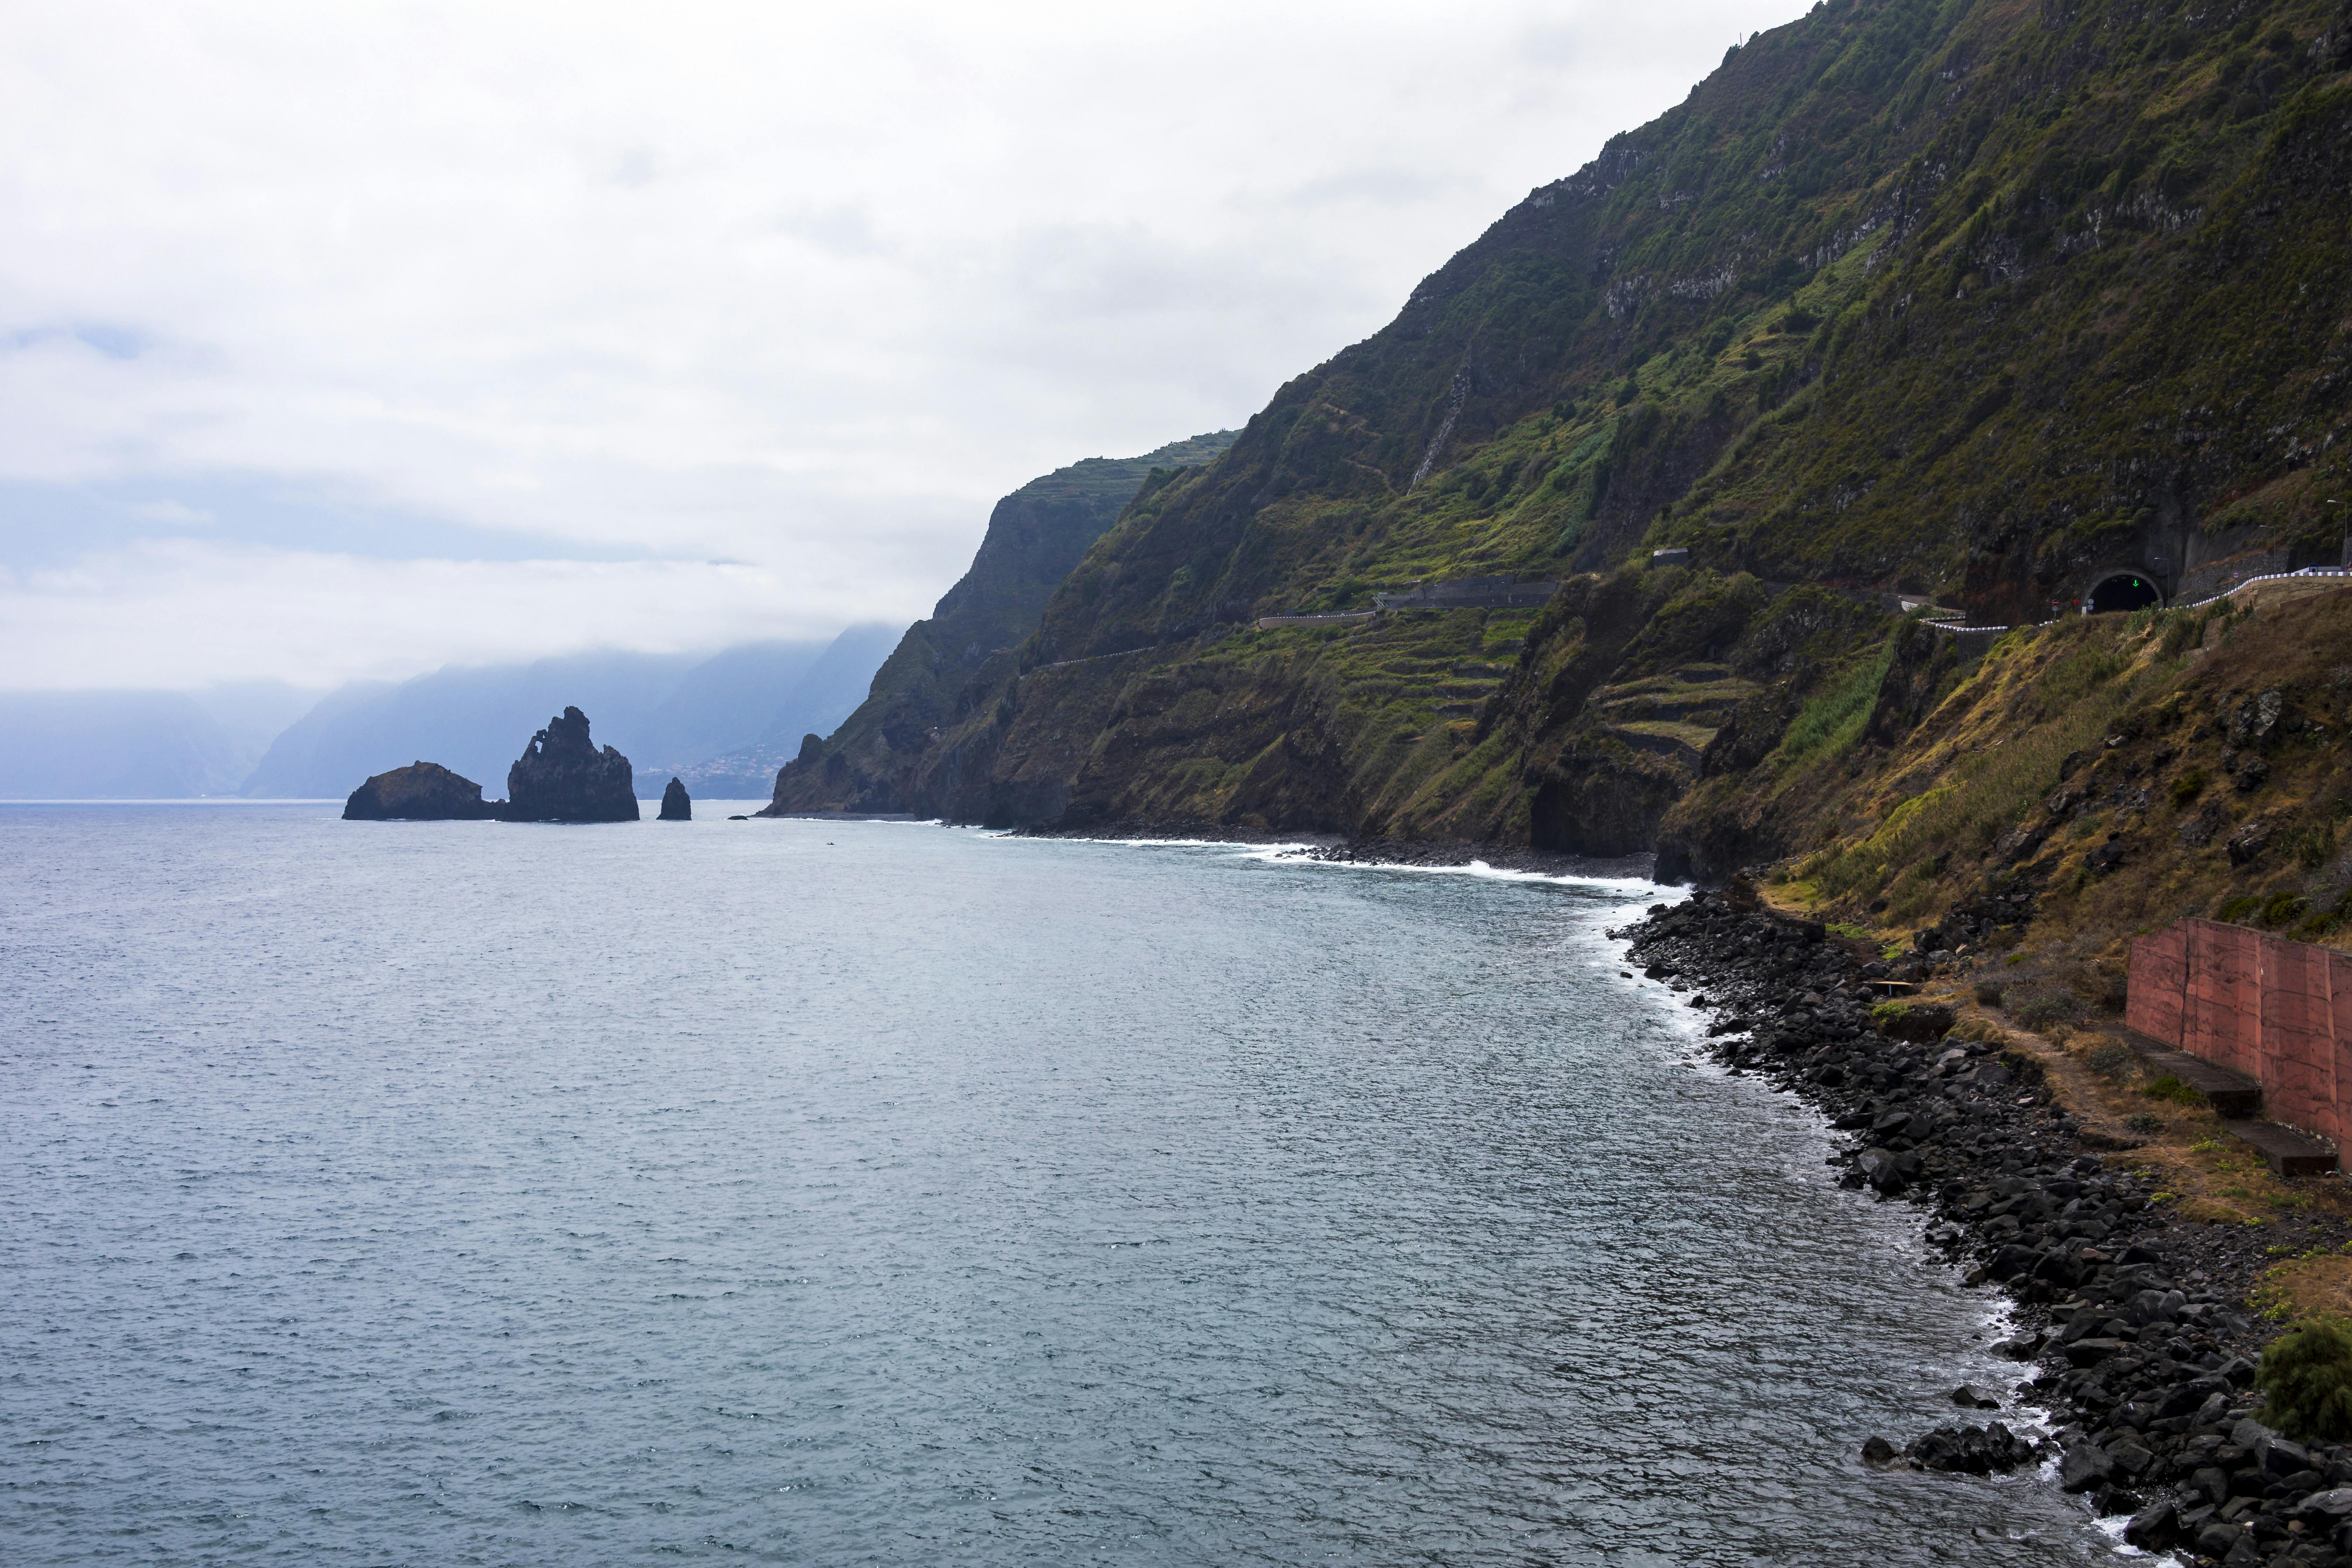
[1621,888,2352,1566]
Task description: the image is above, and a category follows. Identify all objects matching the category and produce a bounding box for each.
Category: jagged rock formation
[761,430,1237,817]
[503,707,638,823]
[342,761,499,821]
[658,776,690,821]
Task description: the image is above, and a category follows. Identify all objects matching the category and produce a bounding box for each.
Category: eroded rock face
[658,776,691,821]
[343,761,499,821]
[503,707,637,823]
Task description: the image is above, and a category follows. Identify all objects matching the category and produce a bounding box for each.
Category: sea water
[1,804,2117,1564]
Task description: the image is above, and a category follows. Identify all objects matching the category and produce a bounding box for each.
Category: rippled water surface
[2,805,2117,1564]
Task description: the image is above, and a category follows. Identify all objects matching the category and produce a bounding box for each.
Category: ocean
[1,804,2114,1563]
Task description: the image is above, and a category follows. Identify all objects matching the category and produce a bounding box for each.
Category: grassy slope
[788,0,2352,861]
[923,0,2352,840]
[1747,587,2352,957]
[1747,588,2352,1309]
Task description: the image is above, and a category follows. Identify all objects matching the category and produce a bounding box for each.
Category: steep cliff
[762,430,1236,815]
[797,0,2352,845]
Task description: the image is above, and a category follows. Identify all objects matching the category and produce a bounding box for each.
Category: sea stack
[658,777,691,820]
[342,761,500,821]
[502,706,638,823]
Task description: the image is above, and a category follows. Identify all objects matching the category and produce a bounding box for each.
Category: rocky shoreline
[1620,888,2352,1565]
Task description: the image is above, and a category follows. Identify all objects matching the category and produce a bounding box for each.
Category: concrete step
[2121,1029,2264,1119]
[2113,1028,2335,1174]
[2222,1119,2340,1178]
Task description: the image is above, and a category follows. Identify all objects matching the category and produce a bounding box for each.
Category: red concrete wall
[2262,937,2339,1148]
[2124,925,2189,1045]
[2338,952,2352,1149]
[2127,918,2351,1149]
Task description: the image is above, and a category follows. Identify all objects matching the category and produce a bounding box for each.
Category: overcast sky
[0,0,1803,692]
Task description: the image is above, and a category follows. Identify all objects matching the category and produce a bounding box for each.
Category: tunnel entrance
[2088,573,2162,614]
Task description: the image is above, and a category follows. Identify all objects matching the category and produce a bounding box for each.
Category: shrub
[2217,894,2262,924]
[1974,979,2006,1006]
[2010,989,2079,1030]
[2143,1074,2206,1106]
[2124,1112,2164,1133]
[2169,767,2208,806]
[2259,1318,2352,1443]
[2286,822,2337,871]
[2085,1042,2139,1082]
[1777,634,1897,769]
[2295,889,2352,940]
[2261,893,2311,928]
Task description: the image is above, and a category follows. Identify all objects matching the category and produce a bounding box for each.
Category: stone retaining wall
[2126,918,2352,1149]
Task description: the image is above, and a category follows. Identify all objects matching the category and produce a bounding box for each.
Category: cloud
[0,539,915,691]
[124,498,214,525]
[0,0,1805,690]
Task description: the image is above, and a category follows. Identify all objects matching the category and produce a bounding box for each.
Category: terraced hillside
[771,0,2352,860]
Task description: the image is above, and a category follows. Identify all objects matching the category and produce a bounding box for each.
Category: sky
[0,0,1805,692]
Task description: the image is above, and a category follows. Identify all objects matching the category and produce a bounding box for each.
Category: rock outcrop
[658,776,690,821]
[761,429,1238,818]
[342,761,499,820]
[502,707,638,823]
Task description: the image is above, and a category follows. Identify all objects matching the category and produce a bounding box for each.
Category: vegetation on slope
[1742,585,2352,957]
[777,0,2352,880]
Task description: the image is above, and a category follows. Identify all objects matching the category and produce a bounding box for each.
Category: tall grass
[1801,629,2143,903]
[1775,631,1896,768]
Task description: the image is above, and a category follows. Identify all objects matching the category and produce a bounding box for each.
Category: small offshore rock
[658,776,691,821]
[343,760,499,821]
[1950,1384,2001,1410]
[1905,1422,2038,1474]
[1861,1435,1899,1467]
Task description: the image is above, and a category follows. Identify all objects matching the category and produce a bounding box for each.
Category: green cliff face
[764,430,1236,815]
[795,0,2352,856]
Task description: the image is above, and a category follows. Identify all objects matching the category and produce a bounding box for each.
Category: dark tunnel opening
[2088,574,2162,614]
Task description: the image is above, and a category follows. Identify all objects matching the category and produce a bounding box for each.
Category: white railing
[1914,565,2352,639]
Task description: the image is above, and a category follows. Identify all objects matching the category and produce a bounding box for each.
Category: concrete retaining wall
[2126,918,2352,1148]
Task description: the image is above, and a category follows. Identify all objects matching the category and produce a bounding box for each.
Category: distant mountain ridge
[0,684,316,799]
